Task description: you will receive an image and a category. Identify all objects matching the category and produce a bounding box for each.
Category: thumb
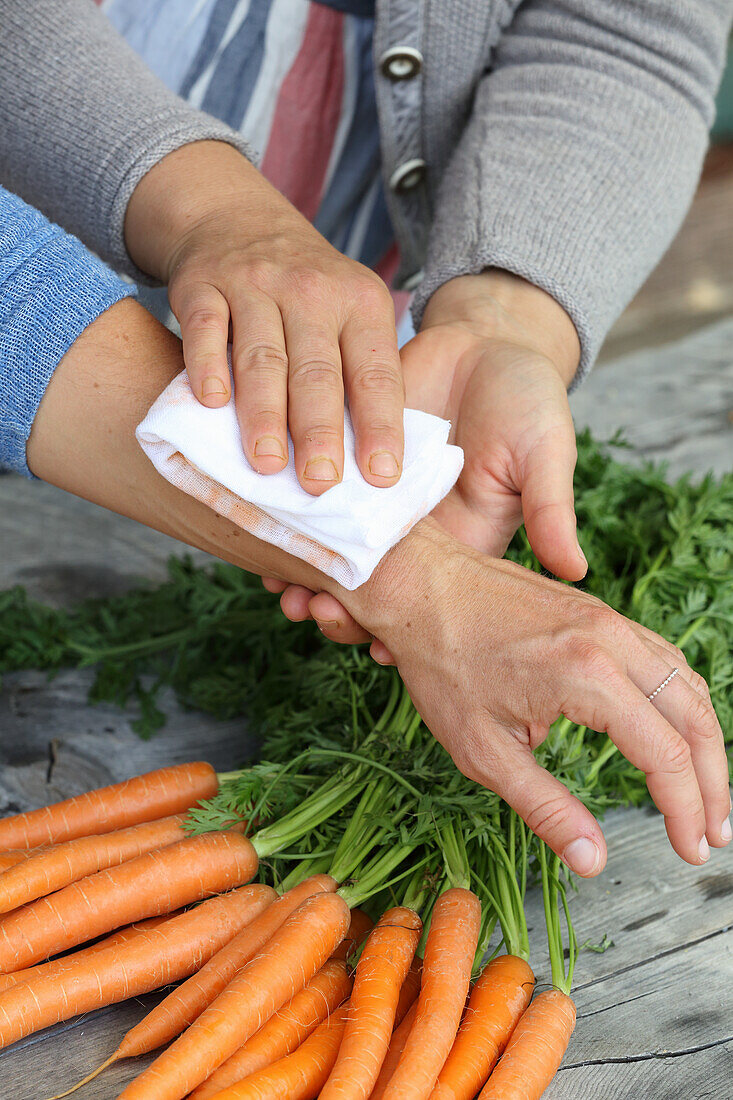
[520,428,587,582]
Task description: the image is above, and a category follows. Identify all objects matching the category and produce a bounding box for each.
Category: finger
[632,650,730,849]
[520,429,587,582]
[262,578,288,594]
[308,592,372,644]
[283,307,344,495]
[456,723,607,876]
[279,585,317,622]
[341,296,404,486]
[174,283,232,407]
[232,294,289,473]
[370,639,396,666]
[562,650,708,865]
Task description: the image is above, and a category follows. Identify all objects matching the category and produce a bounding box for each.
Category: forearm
[0,0,254,280]
[25,298,419,627]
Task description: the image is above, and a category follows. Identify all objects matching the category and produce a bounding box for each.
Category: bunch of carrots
[0,761,578,1100]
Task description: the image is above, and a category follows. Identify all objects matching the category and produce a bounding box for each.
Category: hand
[266,270,586,654]
[125,141,405,494]
[344,520,731,874]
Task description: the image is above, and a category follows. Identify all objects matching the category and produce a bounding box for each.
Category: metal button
[398,268,425,292]
[389,158,427,194]
[379,46,423,82]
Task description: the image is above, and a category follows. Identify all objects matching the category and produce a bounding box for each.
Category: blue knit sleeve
[0,186,136,477]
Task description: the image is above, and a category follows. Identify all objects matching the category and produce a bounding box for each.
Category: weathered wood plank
[570,315,733,480]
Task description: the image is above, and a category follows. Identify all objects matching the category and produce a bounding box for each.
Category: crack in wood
[46,739,60,785]
[577,987,657,1020]
[559,1034,733,1071]
[573,922,732,992]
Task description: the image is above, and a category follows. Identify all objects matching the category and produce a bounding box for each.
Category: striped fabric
[101,0,410,323]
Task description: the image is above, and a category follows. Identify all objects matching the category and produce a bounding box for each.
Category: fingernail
[202,376,228,398]
[304,457,339,482]
[254,435,285,460]
[576,538,587,568]
[369,451,399,479]
[720,818,731,844]
[699,836,711,862]
[316,619,339,632]
[563,837,601,876]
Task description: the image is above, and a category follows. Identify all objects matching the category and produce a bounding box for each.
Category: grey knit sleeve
[412,0,733,384]
[0,0,256,282]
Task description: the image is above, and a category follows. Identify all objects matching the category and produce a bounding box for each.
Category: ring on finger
[647,667,679,703]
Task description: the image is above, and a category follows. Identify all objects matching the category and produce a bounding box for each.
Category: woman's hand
[125,140,405,493]
[345,520,731,875]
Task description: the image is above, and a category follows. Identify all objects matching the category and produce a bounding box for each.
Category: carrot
[0,850,36,872]
[321,906,422,1100]
[62,872,336,1094]
[477,990,576,1099]
[429,955,536,1099]
[203,1004,349,1100]
[381,887,482,1100]
[371,1002,419,1100]
[0,913,178,996]
[0,761,218,849]
[0,885,274,1049]
[116,890,351,1100]
[331,908,374,961]
[0,831,257,972]
[189,959,353,1100]
[0,813,192,914]
[394,958,421,1026]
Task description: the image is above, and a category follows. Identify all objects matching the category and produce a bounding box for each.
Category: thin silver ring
[647,667,679,702]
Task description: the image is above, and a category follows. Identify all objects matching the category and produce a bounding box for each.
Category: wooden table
[1,319,732,1098]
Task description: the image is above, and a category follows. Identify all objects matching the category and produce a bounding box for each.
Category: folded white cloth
[136,369,463,589]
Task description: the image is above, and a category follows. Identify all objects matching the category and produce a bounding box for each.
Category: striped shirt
[101,0,411,323]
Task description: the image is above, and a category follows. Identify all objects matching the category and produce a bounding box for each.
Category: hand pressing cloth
[136,369,463,590]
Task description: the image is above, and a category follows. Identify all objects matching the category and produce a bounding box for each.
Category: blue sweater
[0,186,135,477]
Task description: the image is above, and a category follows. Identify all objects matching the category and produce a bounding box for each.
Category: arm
[0,3,405,494]
[413,0,733,381]
[27,298,731,874]
[0,0,254,282]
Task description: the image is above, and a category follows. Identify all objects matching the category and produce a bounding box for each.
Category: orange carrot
[0,831,257,972]
[0,814,192,914]
[371,1002,419,1100]
[331,908,374,962]
[117,890,351,1100]
[94,873,337,1076]
[0,913,179,996]
[394,958,421,1026]
[0,885,274,1049]
[203,1004,349,1100]
[321,906,422,1100]
[429,955,536,1099]
[381,887,482,1100]
[478,989,576,1099]
[189,959,353,1100]
[0,850,36,872]
[0,761,218,849]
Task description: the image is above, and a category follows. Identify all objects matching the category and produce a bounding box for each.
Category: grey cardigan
[1,0,731,380]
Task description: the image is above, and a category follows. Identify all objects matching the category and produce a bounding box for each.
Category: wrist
[124,140,264,282]
[422,270,581,388]
[338,518,455,650]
